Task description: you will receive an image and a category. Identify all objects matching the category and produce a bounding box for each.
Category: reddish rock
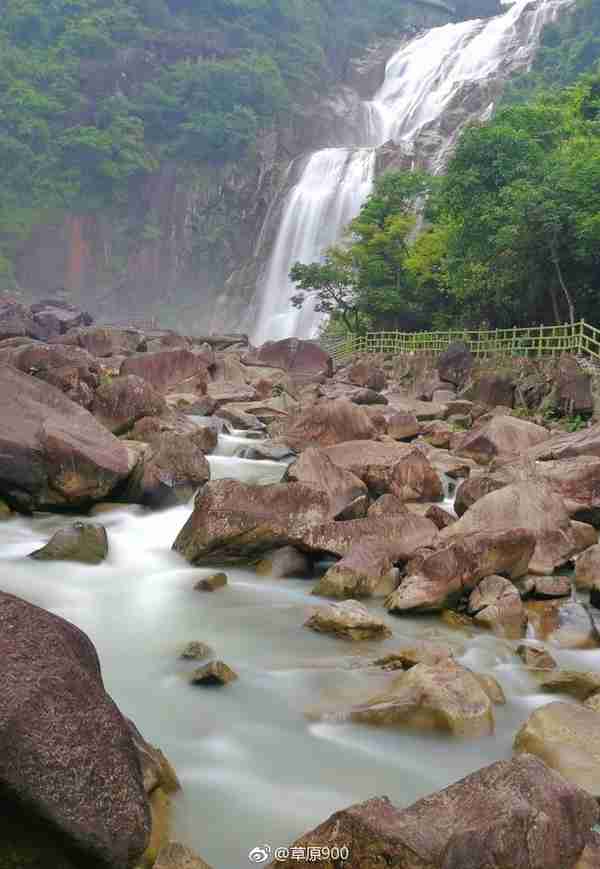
[453,414,549,465]
[0,366,131,510]
[425,504,456,529]
[272,755,597,869]
[461,372,515,407]
[348,361,386,391]
[368,493,408,517]
[576,544,600,589]
[321,439,411,493]
[527,421,600,461]
[283,399,376,449]
[0,591,150,868]
[8,342,103,406]
[304,599,391,641]
[436,341,473,388]
[52,326,142,357]
[244,338,332,379]
[313,538,400,599]
[301,513,438,560]
[30,298,93,337]
[121,349,209,395]
[124,432,210,508]
[389,448,443,503]
[442,481,581,575]
[555,355,593,415]
[285,447,368,519]
[172,480,332,564]
[454,473,508,516]
[386,529,535,613]
[420,419,453,449]
[92,375,167,435]
[386,411,421,440]
[467,574,527,637]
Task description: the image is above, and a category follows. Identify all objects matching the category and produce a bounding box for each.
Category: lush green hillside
[0,0,450,284]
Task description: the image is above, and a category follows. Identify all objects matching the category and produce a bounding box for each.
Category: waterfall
[251,0,572,344]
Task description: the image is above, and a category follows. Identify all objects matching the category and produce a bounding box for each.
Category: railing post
[580,319,586,355]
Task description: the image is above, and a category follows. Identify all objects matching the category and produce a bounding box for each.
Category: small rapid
[0,429,590,867]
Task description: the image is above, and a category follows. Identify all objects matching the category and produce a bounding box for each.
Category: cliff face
[13,1,457,332]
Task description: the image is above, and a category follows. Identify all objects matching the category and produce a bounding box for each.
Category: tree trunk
[550,241,575,325]
[549,283,561,325]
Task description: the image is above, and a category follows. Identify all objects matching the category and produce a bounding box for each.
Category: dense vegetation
[0,0,438,284]
[293,0,600,333]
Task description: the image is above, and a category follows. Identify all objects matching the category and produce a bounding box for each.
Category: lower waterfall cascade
[250,0,574,345]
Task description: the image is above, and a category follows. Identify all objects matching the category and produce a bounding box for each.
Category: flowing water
[0,431,594,867]
[251,0,572,344]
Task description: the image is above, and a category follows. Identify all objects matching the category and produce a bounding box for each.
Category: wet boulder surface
[0,591,150,869]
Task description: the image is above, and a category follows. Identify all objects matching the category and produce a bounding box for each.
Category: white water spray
[251,0,572,344]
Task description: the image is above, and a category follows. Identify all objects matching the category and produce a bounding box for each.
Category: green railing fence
[319,320,600,367]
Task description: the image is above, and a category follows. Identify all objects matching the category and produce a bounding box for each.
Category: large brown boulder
[304,599,391,641]
[453,414,549,465]
[514,701,600,797]
[283,400,376,449]
[467,574,527,637]
[526,420,600,461]
[301,513,438,559]
[7,341,103,407]
[454,473,508,517]
[91,375,167,435]
[348,361,386,391]
[351,661,496,737]
[52,326,142,358]
[244,338,332,379]
[0,366,132,510]
[386,529,534,613]
[461,373,515,407]
[284,447,368,519]
[0,296,45,341]
[576,543,600,589]
[120,349,209,395]
[440,481,581,574]
[321,439,411,493]
[0,592,150,868]
[554,355,593,416]
[387,411,421,440]
[272,755,598,869]
[389,448,443,503]
[172,479,331,563]
[30,299,93,337]
[313,538,400,599]
[436,341,473,388]
[124,432,210,508]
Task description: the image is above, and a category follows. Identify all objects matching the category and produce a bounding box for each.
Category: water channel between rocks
[0,429,595,868]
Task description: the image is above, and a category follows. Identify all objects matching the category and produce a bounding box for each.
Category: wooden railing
[319,320,600,366]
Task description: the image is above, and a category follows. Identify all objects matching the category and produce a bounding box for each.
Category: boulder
[386,411,421,440]
[194,572,227,591]
[0,366,131,510]
[440,481,581,575]
[255,546,312,578]
[554,355,593,416]
[516,644,557,670]
[0,296,45,341]
[284,447,368,519]
[454,473,508,517]
[91,375,167,435]
[436,341,473,388]
[0,591,150,868]
[351,387,388,405]
[53,326,142,358]
[386,529,535,613]
[526,600,600,649]
[514,701,600,797]
[367,493,407,517]
[421,420,453,449]
[389,448,443,503]
[372,640,458,671]
[124,432,210,508]
[575,543,600,590]
[301,513,438,560]
[206,382,257,407]
[425,504,456,530]
[120,349,209,395]
[154,842,213,869]
[30,521,108,564]
[30,298,93,336]
[467,574,527,637]
[126,719,180,796]
[272,755,598,869]
[387,397,448,421]
[453,415,549,465]
[283,399,376,450]
[432,388,456,403]
[321,439,411,493]
[539,670,600,701]
[348,362,386,391]
[189,661,238,686]
[526,420,600,461]
[244,338,332,379]
[304,600,392,641]
[518,574,572,599]
[313,539,400,599]
[128,415,218,454]
[584,693,600,712]
[577,833,600,869]
[172,480,331,564]
[350,661,495,737]
[8,342,103,407]
[461,373,515,407]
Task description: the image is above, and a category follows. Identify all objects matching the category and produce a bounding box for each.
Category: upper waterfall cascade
[251,0,572,345]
